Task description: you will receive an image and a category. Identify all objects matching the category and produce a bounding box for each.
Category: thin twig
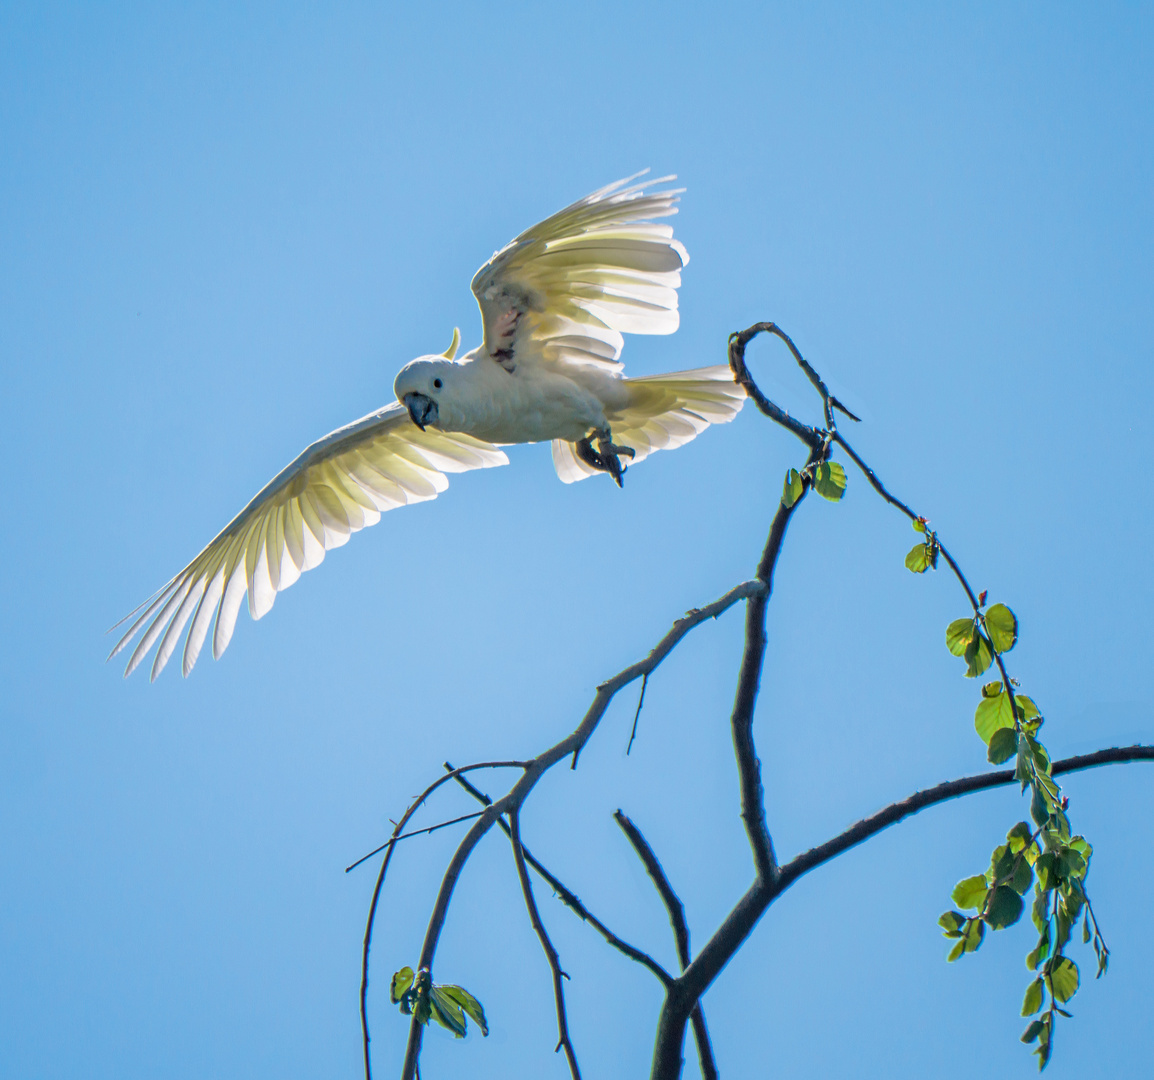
[358,761,528,1080]
[399,580,764,1080]
[345,811,485,873]
[615,811,718,1080]
[834,430,1029,732]
[727,326,823,448]
[614,812,692,965]
[509,810,582,1080]
[447,764,673,985]
[627,672,649,755]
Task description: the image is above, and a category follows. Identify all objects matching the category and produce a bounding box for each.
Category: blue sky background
[2,3,1152,1077]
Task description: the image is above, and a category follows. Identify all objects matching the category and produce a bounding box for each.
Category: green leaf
[905,543,931,573]
[1011,857,1034,896]
[813,461,847,501]
[986,603,1018,653]
[1048,957,1080,1003]
[1022,978,1044,1016]
[1034,1017,1053,1070]
[951,875,988,911]
[990,843,1015,883]
[1007,821,1033,851]
[1032,895,1050,936]
[988,726,1018,763]
[946,618,976,656]
[1082,911,1091,944]
[390,967,415,1004]
[1069,836,1092,861]
[985,885,1025,930]
[1031,739,1052,775]
[939,910,966,936]
[964,631,994,678]
[947,937,966,962]
[1021,1019,1044,1043]
[974,687,1014,745]
[982,680,1003,698]
[963,917,985,954]
[439,984,490,1037]
[1015,695,1041,722]
[782,468,804,508]
[912,517,926,533]
[429,987,467,1037]
[1059,848,1087,880]
[1031,785,1050,827]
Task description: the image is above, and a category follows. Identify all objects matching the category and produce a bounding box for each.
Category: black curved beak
[402,392,438,431]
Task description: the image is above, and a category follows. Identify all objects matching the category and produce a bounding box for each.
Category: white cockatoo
[110,173,746,680]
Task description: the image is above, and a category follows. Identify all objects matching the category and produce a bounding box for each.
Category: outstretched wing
[109,405,507,680]
[470,172,687,374]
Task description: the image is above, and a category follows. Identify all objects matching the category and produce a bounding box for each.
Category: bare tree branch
[398,579,765,1080]
[730,466,816,884]
[727,325,823,447]
[345,811,485,874]
[509,810,582,1080]
[626,672,649,755]
[448,765,673,985]
[615,811,718,1080]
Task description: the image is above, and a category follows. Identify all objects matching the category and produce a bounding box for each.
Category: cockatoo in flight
[110,173,746,680]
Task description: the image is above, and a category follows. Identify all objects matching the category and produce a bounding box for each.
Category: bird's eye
[433,378,443,390]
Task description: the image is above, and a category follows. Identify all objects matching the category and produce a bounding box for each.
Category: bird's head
[393,328,463,431]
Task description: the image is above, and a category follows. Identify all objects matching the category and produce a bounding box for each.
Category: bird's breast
[441,366,611,445]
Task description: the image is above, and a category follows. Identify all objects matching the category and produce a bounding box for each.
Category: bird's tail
[551,364,746,483]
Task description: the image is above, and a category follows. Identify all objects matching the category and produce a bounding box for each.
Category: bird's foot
[576,430,635,488]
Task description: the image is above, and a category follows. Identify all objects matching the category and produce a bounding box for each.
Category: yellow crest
[441,327,460,361]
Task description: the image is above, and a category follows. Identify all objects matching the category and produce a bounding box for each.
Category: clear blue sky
[2,4,1151,1077]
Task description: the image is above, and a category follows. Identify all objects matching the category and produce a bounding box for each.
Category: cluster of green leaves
[390,966,489,1039]
[782,459,847,508]
[905,522,1108,1070]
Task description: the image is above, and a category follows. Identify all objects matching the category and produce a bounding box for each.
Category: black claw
[575,433,633,488]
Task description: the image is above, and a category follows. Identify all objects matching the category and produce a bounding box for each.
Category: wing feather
[471,173,688,373]
[111,402,507,678]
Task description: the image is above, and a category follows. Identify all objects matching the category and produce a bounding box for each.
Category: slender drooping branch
[449,766,672,985]
[397,579,766,1080]
[509,810,582,1080]
[727,324,823,445]
[355,761,528,1080]
[615,811,718,1080]
[729,320,861,433]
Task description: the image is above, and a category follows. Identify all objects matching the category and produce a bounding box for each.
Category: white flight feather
[110,404,506,678]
